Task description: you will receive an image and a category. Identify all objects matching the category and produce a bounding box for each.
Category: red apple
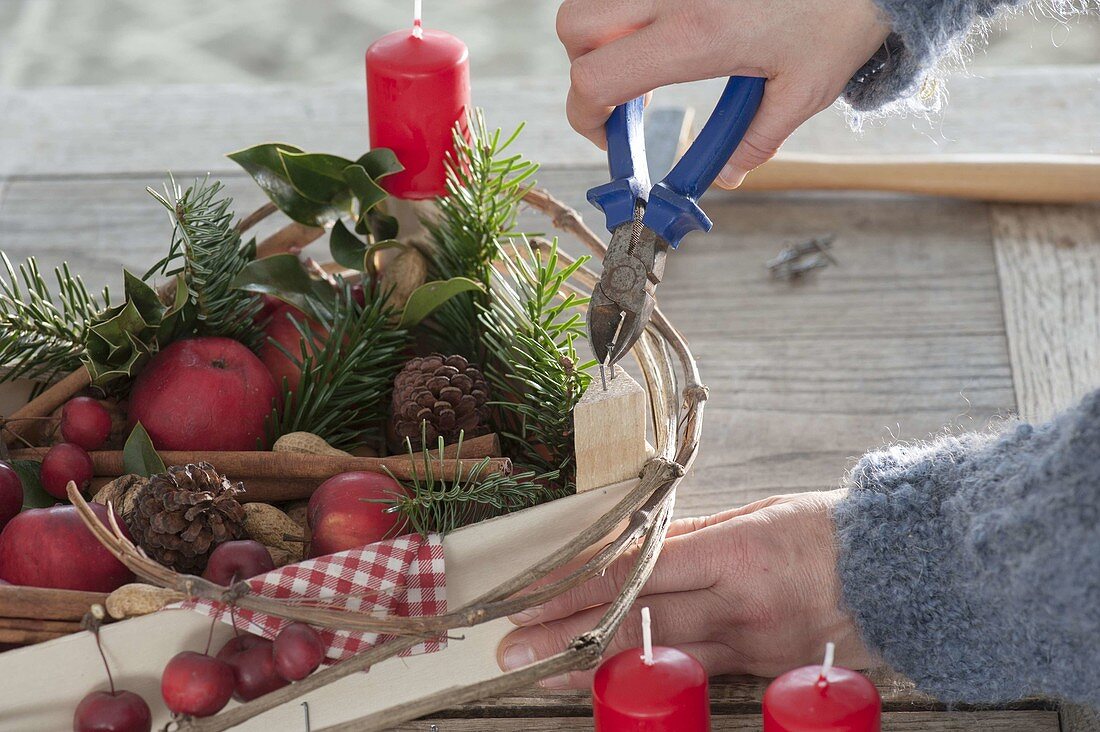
[273,622,325,681]
[202,539,275,586]
[161,651,235,718]
[259,305,328,396]
[307,472,405,558]
[216,634,288,702]
[61,397,113,451]
[0,463,22,531]
[0,502,133,592]
[128,337,278,451]
[73,689,152,732]
[40,442,94,499]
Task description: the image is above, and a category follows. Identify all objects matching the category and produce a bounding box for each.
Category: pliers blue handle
[584,77,764,372]
[588,76,765,247]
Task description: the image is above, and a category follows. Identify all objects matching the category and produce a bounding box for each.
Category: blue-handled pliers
[586,77,765,378]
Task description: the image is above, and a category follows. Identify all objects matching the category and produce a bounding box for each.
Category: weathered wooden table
[1,67,1097,730]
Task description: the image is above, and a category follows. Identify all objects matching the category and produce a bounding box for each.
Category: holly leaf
[123,423,166,477]
[343,164,390,218]
[231,254,335,319]
[228,143,345,227]
[353,149,403,181]
[278,151,356,208]
[398,277,484,329]
[329,220,372,271]
[11,460,55,508]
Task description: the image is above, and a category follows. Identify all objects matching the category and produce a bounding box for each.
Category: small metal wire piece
[767,235,837,280]
[302,701,311,731]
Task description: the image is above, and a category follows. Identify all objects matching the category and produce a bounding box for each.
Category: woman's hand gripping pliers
[585,77,764,386]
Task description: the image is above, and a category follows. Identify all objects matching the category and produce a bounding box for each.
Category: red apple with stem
[128,337,278,451]
[273,622,325,681]
[202,540,275,586]
[73,607,152,732]
[40,442,94,499]
[307,471,406,558]
[0,502,133,592]
[161,651,235,718]
[216,634,288,701]
[0,462,22,531]
[61,397,113,451]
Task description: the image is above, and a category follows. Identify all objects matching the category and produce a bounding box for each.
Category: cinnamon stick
[11,449,511,484]
[0,617,84,633]
[0,628,71,644]
[440,432,501,460]
[0,585,107,621]
[2,366,90,447]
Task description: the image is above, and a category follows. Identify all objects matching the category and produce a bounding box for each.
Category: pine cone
[125,462,247,574]
[391,353,490,450]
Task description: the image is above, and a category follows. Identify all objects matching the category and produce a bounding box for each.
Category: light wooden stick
[739,153,1100,204]
[573,372,648,493]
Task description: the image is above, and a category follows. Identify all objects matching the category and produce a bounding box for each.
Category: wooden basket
[0,189,705,731]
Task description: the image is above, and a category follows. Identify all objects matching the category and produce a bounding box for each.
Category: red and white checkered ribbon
[177,533,446,661]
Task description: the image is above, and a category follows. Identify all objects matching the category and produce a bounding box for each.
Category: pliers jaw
[587,214,668,369]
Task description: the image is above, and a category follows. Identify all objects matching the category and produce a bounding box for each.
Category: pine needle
[146,176,263,348]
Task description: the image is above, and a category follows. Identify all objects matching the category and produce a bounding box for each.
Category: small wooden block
[573,371,648,493]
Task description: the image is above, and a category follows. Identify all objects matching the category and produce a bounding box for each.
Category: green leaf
[123,423,166,477]
[12,460,55,509]
[398,277,484,329]
[231,254,335,319]
[227,143,344,227]
[343,164,390,218]
[353,149,403,181]
[364,239,405,278]
[329,220,372,271]
[277,151,356,208]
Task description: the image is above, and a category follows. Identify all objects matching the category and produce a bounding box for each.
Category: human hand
[497,489,874,688]
[556,0,890,187]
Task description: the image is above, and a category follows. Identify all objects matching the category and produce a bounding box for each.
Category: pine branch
[146,177,263,349]
[480,239,594,484]
[268,281,407,450]
[425,110,538,358]
[0,255,108,383]
[387,430,566,537]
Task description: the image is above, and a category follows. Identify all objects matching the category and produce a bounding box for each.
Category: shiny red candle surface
[365,24,470,199]
[763,663,881,731]
[592,645,710,731]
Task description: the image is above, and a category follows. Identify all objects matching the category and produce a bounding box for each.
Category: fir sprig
[426,111,538,357]
[146,177,263,348]
[388,430,565,536]
[481,239,594,483]
[268,281,406,449]
[0,256,108,383]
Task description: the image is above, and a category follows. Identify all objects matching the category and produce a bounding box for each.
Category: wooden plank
[991,203,1100,731]
[991,205,1100,422]
[1,68,1098,178]
[391,711,1060,730]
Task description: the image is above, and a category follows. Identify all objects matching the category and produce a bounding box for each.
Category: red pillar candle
[592,608,710,731]
[365,2,470,199]
[763,643,881,732]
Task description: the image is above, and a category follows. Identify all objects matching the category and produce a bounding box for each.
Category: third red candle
[762,644,881,732]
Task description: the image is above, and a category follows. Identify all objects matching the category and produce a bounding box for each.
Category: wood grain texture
[573,372,648,492]
[0,67,1097,178]
[392,711,1059,730]
[991,205,1100,422]
[991,203,1100,731]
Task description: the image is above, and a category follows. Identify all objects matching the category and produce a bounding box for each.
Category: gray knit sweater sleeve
[842,0,1028,110]
[833,388,1100,706]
